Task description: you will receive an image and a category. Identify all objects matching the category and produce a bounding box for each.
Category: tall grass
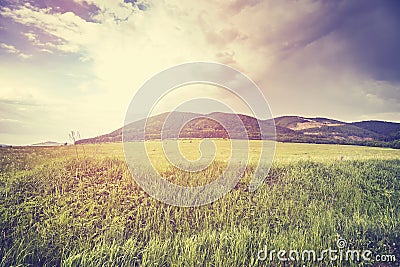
[0,143,399,266]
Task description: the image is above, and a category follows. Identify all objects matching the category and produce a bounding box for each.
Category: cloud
[22,31,37,42]
[0,42,33,59]
[0,43,19,53]
[1,2,97,53]
[0,86,50,135]
[1,0,400,144]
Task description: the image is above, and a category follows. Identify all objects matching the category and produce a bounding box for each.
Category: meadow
[0,141,399,266]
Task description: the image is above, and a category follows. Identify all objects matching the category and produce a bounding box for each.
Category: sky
[0,0,400,145]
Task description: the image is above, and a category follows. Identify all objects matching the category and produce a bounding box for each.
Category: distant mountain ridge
[31,141,66,147]
[0,144,12,148]
[76,112,400,148]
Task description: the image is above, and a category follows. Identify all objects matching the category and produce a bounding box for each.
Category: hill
[31,141,66,147]
[76,112,400,148]
[351,121,400,140]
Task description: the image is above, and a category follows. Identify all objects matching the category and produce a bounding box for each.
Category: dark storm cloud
[275,0,400,83]
[255,0,400,121]
[335,1,400,82]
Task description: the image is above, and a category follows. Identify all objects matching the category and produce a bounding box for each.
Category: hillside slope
[76,112,400,148]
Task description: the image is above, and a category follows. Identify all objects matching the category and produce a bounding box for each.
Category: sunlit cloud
[0,42,32,59]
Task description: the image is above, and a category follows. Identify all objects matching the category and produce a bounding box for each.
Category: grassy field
[0,141,399,266]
